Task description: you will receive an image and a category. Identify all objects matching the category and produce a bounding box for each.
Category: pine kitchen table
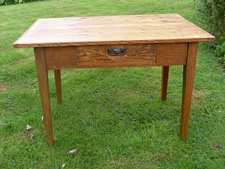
[13,14,214,145]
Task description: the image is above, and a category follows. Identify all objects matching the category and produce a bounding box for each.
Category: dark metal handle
[107,47,127,56]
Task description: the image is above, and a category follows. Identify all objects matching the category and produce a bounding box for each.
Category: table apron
[40,43,188,69]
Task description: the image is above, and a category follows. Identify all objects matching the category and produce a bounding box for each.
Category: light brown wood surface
[34,48,53,145]
[180,43,198,139]
[14,14,214,48]
[44,43,187,69]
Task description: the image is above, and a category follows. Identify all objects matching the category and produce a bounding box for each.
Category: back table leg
[161,66,169,101]
[34,48,54,145]
[180,43,198,139]
[54,69,62,104]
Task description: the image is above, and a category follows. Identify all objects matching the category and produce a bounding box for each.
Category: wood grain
[34,48,54,145]
[180,43,198,139]
[44,43,186,69]
[45,44,156,68]
[156,43,187,65]
[14,14,214,48]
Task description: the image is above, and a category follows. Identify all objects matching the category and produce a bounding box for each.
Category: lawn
[0,0,225,168]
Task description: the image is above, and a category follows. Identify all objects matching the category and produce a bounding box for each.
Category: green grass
[0,0,225,168]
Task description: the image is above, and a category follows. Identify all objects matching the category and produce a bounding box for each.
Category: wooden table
[14,14,214,144]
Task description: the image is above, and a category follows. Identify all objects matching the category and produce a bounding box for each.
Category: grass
[0,0,225,168]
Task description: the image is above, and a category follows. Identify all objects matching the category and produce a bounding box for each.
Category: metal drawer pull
[107,47,127,56]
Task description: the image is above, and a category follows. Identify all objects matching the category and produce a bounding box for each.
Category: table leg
[54,69,62,104]
[180,43,198,139]
[161,66,169,101]
[34,48,54,145]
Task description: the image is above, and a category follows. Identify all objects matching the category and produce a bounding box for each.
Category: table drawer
[78,44,156,67]
[45,43,187,69]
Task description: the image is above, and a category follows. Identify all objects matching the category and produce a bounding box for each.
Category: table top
[13,14,214,48]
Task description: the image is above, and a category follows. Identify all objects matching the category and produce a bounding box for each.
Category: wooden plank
[14,14,214,48]
[180,43,198,139]
[34,48,54,145]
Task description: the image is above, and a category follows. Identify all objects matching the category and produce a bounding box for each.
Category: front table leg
[180,43,198,139]
[34,48,54,145]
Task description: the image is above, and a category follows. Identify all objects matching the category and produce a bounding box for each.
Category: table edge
[13,37,215,48]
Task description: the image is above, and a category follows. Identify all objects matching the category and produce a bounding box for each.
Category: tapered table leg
[161,66,169,101]
[54,69,62,104]
[34,48,54,145]
[180,43,198,139]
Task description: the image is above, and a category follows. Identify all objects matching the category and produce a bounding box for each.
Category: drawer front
[45,43,187,69]
[77,44,157,67]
